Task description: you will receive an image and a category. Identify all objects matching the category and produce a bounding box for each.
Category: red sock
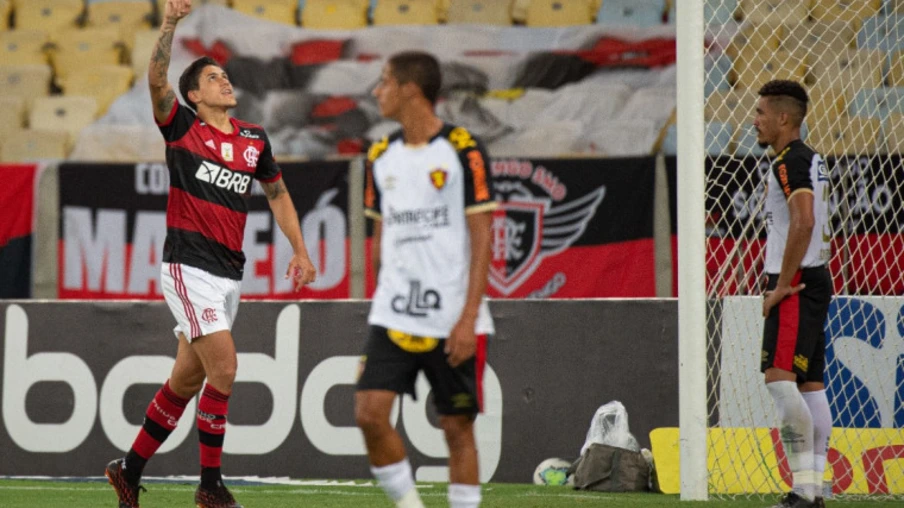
[197,384,230,469]
[126,380,190,479]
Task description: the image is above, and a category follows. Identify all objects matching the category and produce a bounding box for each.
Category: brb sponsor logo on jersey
[195,161,251,194]
[489,160,606,296]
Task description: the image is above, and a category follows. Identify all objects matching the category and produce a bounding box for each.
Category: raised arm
[150,0,192,123]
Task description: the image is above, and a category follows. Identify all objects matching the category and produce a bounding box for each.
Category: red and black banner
[667,155,904,296]
[58,161,350,299]
[0,164,39,298]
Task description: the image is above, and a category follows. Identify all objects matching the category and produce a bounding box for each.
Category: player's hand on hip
[165,0,193,22]
[445,318,476,368]
[286,254,316,291]
[762,282,805,318]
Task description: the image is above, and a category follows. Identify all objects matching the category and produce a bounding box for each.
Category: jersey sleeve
[459,138,497,213]
[156,101,195,142]
[774,153,813,200]
[254,132,282,182]
[364,159,382,220]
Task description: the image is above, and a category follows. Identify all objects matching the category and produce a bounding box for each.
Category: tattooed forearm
[148,24,175,89]
[157,89,176,117]
[263,179,288,200]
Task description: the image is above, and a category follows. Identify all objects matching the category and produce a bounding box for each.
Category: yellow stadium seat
[50,28,123,82]
[809,49,885,90]
[232,0,298,25]
[0,95,26,139]
[891,0,904,13]
[447,0,513,25]
[740,0,806,25]
[0,0,10,32]
[301,0,368,29]
[525,0,593,27]
[704,88,758,125]
[890,50,904,88]
[725,22,782,60]
[886,113,904,153]
[87,1,154,48]
[0,129,69,162]
[732,50,807,91]
[809,114,881,156]
[130,29,159,79]
[29,95,99,148]
[373,0,440,26]
[782,21,855,55]
[59,65,134,116]
[0,30,50,65]
[806,86,852,127]
[511,0,530,22]
[810,0,882,28]
[0,64,52,106]
[15,0,83,32]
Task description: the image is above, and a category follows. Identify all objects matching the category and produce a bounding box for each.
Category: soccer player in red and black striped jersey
[105,1,316,507]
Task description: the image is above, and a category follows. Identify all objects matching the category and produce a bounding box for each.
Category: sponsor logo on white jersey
[195,161,251,194]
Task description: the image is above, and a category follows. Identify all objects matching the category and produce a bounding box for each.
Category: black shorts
[356,325,487,416]
[761,266,832,383]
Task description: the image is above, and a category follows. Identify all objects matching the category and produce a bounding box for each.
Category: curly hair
[758,80,808,125]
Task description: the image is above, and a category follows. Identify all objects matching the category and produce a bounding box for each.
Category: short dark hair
[758,79,809,125]
[179,56,221,110]
[388,51,442,105]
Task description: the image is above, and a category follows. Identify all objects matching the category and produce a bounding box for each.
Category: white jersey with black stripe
[764,139,831,274]
[364,124,497,337]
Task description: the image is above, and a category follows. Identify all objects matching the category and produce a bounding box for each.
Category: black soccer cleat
[105,458,146,508]
[770,492,817,508]
[813,496,826,508]
[195,482,244,508]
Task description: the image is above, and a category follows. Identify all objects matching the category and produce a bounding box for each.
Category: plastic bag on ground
[579,401,640,456]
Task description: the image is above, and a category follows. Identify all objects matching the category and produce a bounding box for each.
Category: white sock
[371,459,423,507]
[448,483,481,508]
[802,389,832,494]
[767,381,817,501]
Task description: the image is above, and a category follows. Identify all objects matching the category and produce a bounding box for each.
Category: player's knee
[440,416,475,448]
[355,402,390,434]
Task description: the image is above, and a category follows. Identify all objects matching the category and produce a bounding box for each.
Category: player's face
[373,64,403,119]
[193,65,237,109]
[753,96,779,148]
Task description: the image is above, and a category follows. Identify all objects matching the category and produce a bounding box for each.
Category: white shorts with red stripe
[161,262,241,342]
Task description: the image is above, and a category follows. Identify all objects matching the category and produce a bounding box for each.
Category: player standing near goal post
[356,51,496,508]
[755,80,833,508]
[104,1,317,507]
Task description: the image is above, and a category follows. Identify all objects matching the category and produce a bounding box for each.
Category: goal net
[701,0,904,500]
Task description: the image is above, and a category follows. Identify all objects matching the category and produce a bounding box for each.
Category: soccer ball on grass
[532,457,573,486]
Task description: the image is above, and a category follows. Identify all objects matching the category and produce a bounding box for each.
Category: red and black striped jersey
[157,102,281,280]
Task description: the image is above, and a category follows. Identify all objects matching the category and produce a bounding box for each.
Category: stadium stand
[0,0,9,31]
[58,64,133,115]
[446,0,513,26]
[704,0,737,25]
[809,114,882,156]
[130,29,159,78]
[0,129,69,161]
[0,94,26,139]
[86,1,154,47]
[525,0,593,27]
[704,88,758,125]
[891,50,904,86]
[50,28,123,82]
[782,20,855,55]
[29,95,99,149]
[301,0,369,28]
[372,0,439,26]
[886,112,904,152]
[232,0,299,25]
[857,13,904,52]
[809,48,885,89]
[0,29,50,65]
[14,0,84,32]
[594,0,664,27]
[732,49,807,91]
[739,0,807,26]
[811,0,882,26]
[0,64,52,107]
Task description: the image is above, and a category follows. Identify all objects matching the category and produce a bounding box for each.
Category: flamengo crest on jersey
[764,139,831,274]
[365,125,496,337]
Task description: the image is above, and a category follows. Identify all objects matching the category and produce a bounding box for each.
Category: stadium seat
[232,0,299,25]
[725,23,782,60]
[87,1,154,48]
[446,0,513,25]
[0,95,26,139]
[595,0,664,27]
[704,88,758,125]
[809,49,885,90]
[857,15,904,53]
[130,29,159,78]
[29,95,99,148]
[809,114,882,156]
[890,50,904,86]
[739,0,806,25]
[885,112,904,152]
[849,87,904,121]
[301,0,368,29]
[806,86,851,126]
[0,129,69,162]
[704,0,737,25]
[15,0,83,32]
[0,0,10,32]
[525,0,593,27]
[58,65,134,115]
[50,28,123,82]
[0,64,52,106]
[0,30,50,65]
[733,50,807,91]
[782,21,855,55]
[811,0,882,27]
[373,0,439,26]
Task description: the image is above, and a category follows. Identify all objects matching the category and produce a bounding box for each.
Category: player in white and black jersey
[356,52,496,508]
[755,80,833,508]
